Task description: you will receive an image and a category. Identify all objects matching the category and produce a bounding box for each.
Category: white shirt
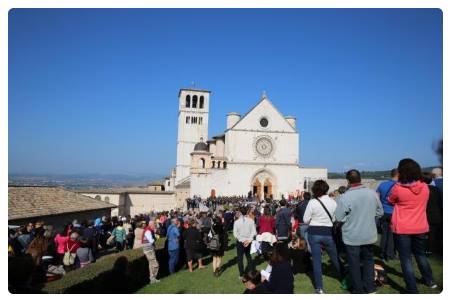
[144,230,155,245]
[233,216,257,242]
[303,195,337,227]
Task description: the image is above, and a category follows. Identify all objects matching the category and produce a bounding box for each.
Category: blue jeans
[394,233,434,293]
[308,234,341,290]
[299,224,310,252]
[345,244,375,294]
[168,249,179,274]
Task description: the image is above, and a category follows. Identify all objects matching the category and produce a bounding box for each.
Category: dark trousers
[394,233,434,293]
[115,241,125,252]
[428,224,443,256]
[379,213,395,260]
[236,241,254,276]
[345,244,375,294]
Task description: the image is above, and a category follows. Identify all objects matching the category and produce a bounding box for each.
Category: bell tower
[175,88,210,185]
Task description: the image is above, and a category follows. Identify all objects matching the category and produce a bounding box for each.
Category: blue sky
[8,9,443,175]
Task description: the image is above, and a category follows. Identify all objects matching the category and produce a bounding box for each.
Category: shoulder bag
[315,198,342,243]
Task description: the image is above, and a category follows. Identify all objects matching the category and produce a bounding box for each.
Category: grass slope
[138,237,443,294]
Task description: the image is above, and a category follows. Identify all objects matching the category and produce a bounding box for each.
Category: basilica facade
[166,88,327,201]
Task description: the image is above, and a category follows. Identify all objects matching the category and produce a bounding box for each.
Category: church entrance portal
[264,179,273,200]
[251,171,275,201]
[252,178,261,200]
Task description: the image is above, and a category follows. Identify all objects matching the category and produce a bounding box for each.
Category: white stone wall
[164,175,175,192]
[176,187,190,209]
[191,163,307,200]
[82,193,125,216]
[215,139,225,157]
[127,193,177,215]
[82,192,178,216]
[225,130,299,165]
[209,142,217,156]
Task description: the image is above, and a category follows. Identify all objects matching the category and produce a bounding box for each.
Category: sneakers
[421,278,438,289]
[315,289,324,294]
[150,279,160,284]
[426,281,438,289]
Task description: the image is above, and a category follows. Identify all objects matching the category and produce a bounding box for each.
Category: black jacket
[427,184,443,225]
[263,260,294,294]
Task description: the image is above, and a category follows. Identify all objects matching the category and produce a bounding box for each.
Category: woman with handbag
[62,231,80,271]
[182,219,204,272]
[210,215,227,277]
[303,180,343,294]
[54,228,69,265]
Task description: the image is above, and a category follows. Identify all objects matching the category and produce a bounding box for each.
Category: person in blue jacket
[167,218,181,274]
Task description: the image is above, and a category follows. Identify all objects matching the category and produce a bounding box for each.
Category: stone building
[79,87,328,214]
[168,88,328,201]
[78,188,177,216]
[8,186,116,231]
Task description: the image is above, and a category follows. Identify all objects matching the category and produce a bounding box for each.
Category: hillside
[329,166,440,180]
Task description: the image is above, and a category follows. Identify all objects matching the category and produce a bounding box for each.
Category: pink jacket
[54,234,69,254]
[388,181,429,234]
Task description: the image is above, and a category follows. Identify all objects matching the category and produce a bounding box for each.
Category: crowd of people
[8,158,443,294]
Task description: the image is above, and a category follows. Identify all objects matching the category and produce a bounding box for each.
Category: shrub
[42,239,167,294]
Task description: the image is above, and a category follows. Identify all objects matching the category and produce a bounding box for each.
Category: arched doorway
[264,178,273,200]
[252,178,261,199]
[250,169,277,201]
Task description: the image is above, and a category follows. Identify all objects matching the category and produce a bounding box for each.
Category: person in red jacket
[258,207,276,254]
[258,207,275,235]
[388,158,438,293]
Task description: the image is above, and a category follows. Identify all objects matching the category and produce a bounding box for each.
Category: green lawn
[137,236,443,294]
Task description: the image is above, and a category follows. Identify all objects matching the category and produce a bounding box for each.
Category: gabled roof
[8,186,116,221]
[227,95,297,132]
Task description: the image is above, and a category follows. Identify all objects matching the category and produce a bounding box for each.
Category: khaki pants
[144,248,159,281]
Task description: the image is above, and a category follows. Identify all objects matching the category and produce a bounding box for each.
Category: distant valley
[8,173,165,190]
